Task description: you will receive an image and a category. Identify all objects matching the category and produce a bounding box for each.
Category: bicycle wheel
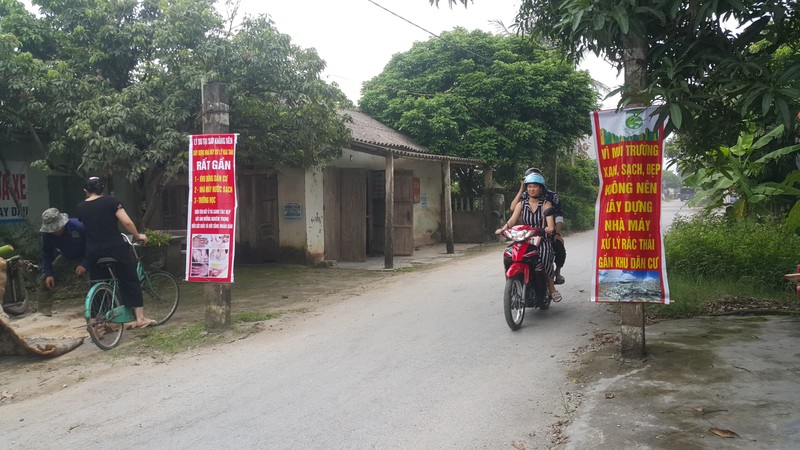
[86,284,124,350]
[141,271,179,325]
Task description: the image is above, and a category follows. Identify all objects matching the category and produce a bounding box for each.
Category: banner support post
[201,82,232,331]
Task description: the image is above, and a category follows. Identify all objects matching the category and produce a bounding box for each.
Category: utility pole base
[204,283,231,331]
[620,303,646,358]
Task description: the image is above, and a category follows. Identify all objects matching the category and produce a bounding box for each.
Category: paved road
[1,229,622,449]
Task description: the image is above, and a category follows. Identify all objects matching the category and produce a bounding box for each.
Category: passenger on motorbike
[496,173,561,302]
[510,167,566,285]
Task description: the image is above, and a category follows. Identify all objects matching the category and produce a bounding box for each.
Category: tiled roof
[340,110,429,154]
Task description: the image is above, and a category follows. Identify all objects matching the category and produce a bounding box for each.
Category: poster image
[590,107,670,304]
[185,133,237,283]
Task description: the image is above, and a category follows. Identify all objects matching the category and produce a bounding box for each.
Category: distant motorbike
[500,224,552,330]
[1,245,30,316]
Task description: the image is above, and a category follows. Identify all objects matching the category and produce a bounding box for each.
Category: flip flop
[133,319,157,329]
[551,291,562,302]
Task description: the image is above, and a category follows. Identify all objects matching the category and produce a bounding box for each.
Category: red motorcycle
[500,224,551,330]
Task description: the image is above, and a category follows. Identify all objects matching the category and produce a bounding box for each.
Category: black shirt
[77,195,126,256]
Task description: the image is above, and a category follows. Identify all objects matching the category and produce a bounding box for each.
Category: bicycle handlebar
[121,233,144,248]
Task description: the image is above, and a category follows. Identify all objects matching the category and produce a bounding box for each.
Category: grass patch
[233,311,279,323]
[122,311,281,355]
[133,323,223,354]
[656,214,800,320]
[646,274,798,319]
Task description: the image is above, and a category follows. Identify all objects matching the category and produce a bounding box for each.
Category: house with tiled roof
[268,110,490,267]
[152,110,492,270]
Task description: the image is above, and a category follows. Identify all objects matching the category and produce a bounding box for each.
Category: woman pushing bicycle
[77,177,155,329]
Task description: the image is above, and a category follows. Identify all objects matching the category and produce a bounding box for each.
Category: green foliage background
[665,215,800,291]
[539,155,598,231]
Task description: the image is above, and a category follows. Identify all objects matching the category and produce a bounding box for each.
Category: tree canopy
[359,28,597,190]
[436,1,798,139]
[0,0,352,225]
[436,0,800,227]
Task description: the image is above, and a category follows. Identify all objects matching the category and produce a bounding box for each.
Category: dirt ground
[0,263,409,406]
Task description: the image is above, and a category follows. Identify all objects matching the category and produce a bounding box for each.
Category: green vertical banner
[590,107,670,304]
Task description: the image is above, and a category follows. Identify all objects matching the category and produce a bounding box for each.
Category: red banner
[590,107,670,304]
[186,134,237,283]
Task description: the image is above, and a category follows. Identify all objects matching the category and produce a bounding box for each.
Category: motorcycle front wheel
[504,275,525,330]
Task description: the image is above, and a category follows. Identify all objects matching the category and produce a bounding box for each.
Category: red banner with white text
[186,134,237,283]
[590,107,669,304]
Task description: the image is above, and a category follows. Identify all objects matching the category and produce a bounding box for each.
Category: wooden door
[324,168,367,262]
[370,170,414,256]
[237,174,278,262]
[393,171,414,256]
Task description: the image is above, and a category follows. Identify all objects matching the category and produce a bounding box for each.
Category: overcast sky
[19,0,621,107]
[235,0,622,108]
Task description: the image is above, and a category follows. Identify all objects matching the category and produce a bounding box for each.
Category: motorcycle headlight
[508,228,533,241]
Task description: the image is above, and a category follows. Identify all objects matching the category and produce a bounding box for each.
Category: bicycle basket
[139,247,167,270]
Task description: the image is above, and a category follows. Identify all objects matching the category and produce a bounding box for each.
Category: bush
[553,155,599,232]
[142,229,173,248]
[665,215,800,291]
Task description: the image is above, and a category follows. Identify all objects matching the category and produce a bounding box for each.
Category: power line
[365,0,494,63]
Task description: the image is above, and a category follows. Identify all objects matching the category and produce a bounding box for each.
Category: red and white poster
[186,134,237,283]
[590,107,670,304]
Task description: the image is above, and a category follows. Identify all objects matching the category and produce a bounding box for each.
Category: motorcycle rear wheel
[504,275,525,330]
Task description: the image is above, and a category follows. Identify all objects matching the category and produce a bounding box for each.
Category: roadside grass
[123,310,282,355]
[657,214,800,320]
[646,274,799,319]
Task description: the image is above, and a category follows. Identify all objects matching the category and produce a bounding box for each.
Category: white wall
[304,168,325,263]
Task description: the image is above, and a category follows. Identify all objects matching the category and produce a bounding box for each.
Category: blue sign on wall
[284,203,302,219]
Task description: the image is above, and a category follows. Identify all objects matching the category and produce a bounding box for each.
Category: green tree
[0,0,351,226]
[437,1,798,136]
[685,124,800,221]
[662,170,682,193]
[359,28,597,199]
[436,0,800,225]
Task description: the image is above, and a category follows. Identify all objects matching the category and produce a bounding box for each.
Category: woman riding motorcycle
[496,173,561,302]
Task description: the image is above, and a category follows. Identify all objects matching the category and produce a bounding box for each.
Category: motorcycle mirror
[491,210,503,219]
[543,207,556,217]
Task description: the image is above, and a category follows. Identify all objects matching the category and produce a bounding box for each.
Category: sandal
[551,290,562,302]
[132,319,157,329]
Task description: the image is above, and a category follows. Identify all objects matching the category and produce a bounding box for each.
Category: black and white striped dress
[520,197,555,277]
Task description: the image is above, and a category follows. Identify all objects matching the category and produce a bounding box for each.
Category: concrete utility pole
[384,154,394,269]
[443,160,454,254]
[202,81,232,331]
[620,35,648,358]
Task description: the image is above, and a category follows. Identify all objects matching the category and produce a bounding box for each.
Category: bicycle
[1,247,31,316]
[84,234,180,350]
